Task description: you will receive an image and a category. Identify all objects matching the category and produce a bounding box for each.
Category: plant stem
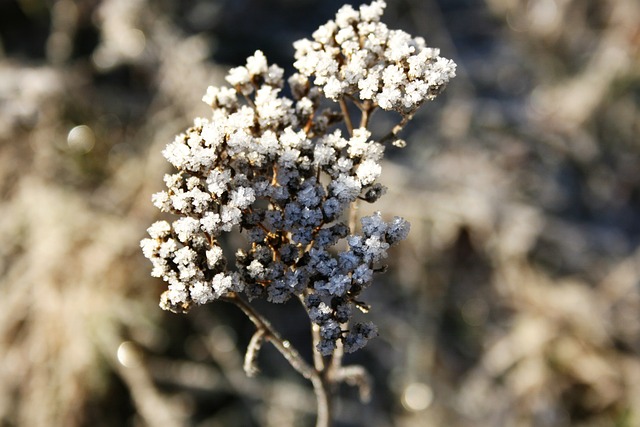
[223,293,333,427]
[339,97,354,136]
[311,323,326,371]
[313,374,333,427]
[359,101,375,129]
[378,111,416,145]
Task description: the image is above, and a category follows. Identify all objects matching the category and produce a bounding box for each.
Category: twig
[336,365,372,403]
[223,293,333,427]
[378,111,415,145]
[222,294,314,378]
[359,101,375,129]
[311,323,326,372]
[339,97,354,136]
[243,329,265,377]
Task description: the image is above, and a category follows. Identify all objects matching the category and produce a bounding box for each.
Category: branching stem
[359,101,376,129]
[223,293,333,427]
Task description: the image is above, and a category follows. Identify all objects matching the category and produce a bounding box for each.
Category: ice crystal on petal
[190,281,214,304]
[344,322,378,353]
[206,246,223,268]
[293,0,455,114]
[147,221,171,239]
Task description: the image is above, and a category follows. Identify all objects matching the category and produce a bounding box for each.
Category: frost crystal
[293,0,456,113]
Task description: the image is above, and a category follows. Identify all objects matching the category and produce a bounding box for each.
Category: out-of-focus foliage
[0,0,638,426]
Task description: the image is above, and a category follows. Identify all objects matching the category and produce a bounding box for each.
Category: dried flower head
[293,0,456,114]
[141,0,454,355]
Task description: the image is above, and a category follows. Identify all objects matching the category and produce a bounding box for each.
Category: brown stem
[348,200,359,234]
[335,365,372,403]
[339,97,354,136]
[379,111,416,145]
[223,293,333,427]
[359,101,376,129]
[313,374,333,427]
[223,294,314,378]
[328,329,345,385]
[238,86,257,110]
[311,323,326,372]
[243,329,265,377]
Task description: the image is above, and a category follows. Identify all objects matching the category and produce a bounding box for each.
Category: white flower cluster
[293,0,456,113]
[142,1,453,355]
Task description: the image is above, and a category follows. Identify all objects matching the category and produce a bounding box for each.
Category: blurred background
[1,0,639,426]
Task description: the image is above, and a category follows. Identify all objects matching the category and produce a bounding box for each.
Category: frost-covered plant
[140,1,455,425]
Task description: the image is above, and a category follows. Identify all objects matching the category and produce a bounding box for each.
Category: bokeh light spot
[67,125,95,153]
[117,341,141,368]
[401,382,434,412]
